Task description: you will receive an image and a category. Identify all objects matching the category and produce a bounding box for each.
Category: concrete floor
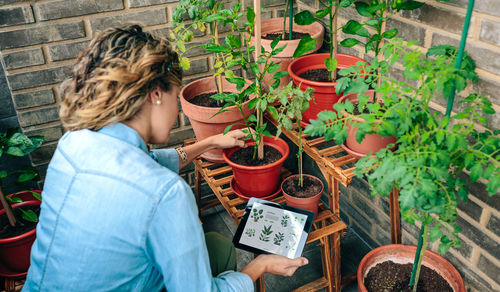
[201,205,373,292]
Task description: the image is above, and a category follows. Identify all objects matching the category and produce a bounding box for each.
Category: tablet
[232,197,315,259]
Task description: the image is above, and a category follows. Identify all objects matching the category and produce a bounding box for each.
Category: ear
[147,86,162,103]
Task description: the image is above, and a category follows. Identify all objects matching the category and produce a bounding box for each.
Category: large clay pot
[339,92,397,159]
[282,174,323,218]
[358,244,465,292]
[251,18,324,90]
[288,53,366,124]
[0,200,41,273]
[223,136,289,197]
[180,76,253,162]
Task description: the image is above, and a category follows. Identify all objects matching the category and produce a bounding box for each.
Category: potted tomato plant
[0,129,43,274]
[307,38,500,291]
[204,6,291,198]
[172,0,254,162]
[276,83,324,217]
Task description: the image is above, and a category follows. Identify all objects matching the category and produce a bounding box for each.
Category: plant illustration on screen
[259,225,273,242]
[245,228,256,238]
[251,208,264,222]
[281,215,289,227]
[273,232,285,246]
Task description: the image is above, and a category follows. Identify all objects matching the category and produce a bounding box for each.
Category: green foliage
[305,39,500,254]
[0,128,43,223]
[341,0,424,56]
[202,6,292,158]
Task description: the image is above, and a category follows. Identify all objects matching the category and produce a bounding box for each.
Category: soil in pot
[282,175,322,198]
[187,92,232,108]
[229,145,282,166]
[0,205,39,239]
[364,260,453,292]
[262,31,309,40]
[299,68,340,83]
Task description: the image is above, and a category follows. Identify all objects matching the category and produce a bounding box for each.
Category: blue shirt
[23,123,253,292]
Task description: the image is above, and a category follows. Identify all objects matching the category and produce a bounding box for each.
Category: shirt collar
[97,123,149,154]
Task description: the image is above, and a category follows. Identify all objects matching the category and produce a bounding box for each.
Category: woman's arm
[178,129,247,170]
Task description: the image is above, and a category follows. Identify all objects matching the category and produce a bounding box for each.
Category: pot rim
[222,136,289,171]
[250,17,325,41]
[0,200,40,243]
[357,244,465,292]
[288,53,366,87]
[281,174,324,199]
[179,76,254,112]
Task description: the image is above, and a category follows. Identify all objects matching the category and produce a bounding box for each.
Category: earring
[156,99,162,105]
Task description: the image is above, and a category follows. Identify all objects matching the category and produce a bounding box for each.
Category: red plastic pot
[339,92,396,158]
[251,18,324,90]
[288,53,366,124]
[0,200,41,273]
[223,136,289,197]
[180,76,254,163]
[0,191,41,212]
[282,174,323,218]
[358,244,465,292]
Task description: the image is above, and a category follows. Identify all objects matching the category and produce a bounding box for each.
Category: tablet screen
[233,198,314,259]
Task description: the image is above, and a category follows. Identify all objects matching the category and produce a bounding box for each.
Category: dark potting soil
[299,68,340,83]
[262,31,309,40]
[283,175,322,198]
[229,145,282,166]
[352,103,384,115]
[0,205,39,239]
[364,260,453,292]
[188,92,231,108]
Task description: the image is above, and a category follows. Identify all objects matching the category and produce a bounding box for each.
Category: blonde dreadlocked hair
[60,24,182,131]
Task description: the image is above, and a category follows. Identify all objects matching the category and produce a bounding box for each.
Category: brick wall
[0,0,286,184]
[295,0,500,291]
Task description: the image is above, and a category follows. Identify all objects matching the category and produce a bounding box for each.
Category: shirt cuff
[150,149,179,174]
[216,271,254,292]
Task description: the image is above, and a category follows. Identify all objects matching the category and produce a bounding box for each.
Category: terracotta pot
[251,18,324,90]
[358,244,465,292]
[223,136,289,197]
[180,76,254,162]
[339,91,396,158]
[0,200,41,273]
[288,53,366,124]
[281,174,323,218]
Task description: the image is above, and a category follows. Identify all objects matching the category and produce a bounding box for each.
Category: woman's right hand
[241,254,309,282]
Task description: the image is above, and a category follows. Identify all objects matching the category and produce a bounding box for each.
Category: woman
[23,25,307,291]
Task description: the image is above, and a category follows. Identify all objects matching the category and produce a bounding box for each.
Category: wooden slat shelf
[188,109,401,292]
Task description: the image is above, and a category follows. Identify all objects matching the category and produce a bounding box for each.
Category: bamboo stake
[0,187,16,227]
[255,0,264,160]
[214,25,224,94]
[331,1,338,81]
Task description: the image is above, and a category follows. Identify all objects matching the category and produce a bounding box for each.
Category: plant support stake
[445,0,475,117]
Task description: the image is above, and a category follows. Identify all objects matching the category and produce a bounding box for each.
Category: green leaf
[487,175,500,195]
[204,43,230,53]
[382,28,398,39]
[6,146,24,157]
[335,77,350,95]
[0,170,6,178]
[20,209,38,223]
[340,38,361,48]
[267,106,278,119]
[294,10,316,25]
[293,35,316,58]
[18,170,37,183]
[267,63,281,74]
[354,1,372,17]
[436,130,445,145]
[399,0,425,10]
[225,34,241,48]
[342,20,369,38]
[429,226,442,242]
[270,36,280,49]
[470,163,482,182]
[248,98,258,110]
[246,7,255,24]
[324,58,338,72]
[314,8,329,19]
[339,0,355,8]
[203,14,226,23]
[180,57,190,70]
[223,124,233,135]
[364,19,379,28]
[7,132,32,146]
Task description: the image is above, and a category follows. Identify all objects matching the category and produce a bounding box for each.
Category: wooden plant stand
[187,113,401,292]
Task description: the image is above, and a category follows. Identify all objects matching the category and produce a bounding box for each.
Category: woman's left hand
[209,129,248,150]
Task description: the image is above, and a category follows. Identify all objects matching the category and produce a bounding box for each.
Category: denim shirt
[23,123,253,292]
